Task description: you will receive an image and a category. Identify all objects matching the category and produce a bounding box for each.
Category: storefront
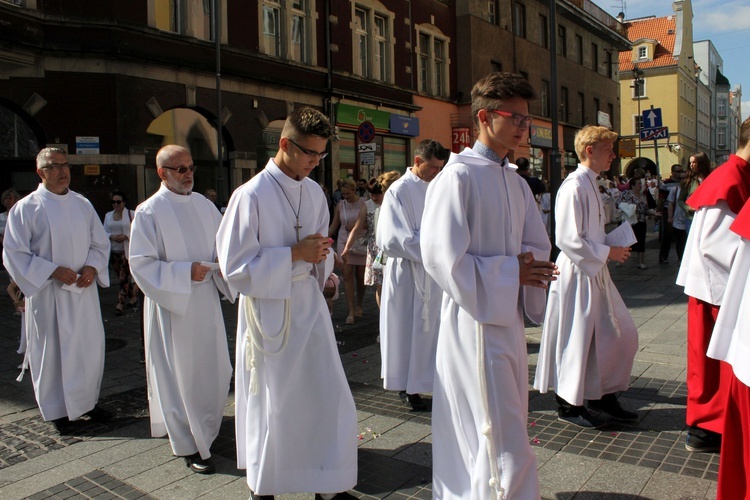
[334,103,419,182]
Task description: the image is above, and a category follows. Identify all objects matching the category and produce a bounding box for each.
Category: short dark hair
[111,189,128,204]
[282,107,333,140]
[471,72,536,126]
[414,139,449,162]
[515,157,530,171]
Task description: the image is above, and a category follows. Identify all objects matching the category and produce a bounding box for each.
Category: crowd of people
[2,71,749,499]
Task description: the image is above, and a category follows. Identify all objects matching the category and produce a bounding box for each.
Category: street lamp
[631,64,645,162]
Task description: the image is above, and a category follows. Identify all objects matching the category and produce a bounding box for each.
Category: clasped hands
[51,265,97,288]
[292,234,332,264]
[517,252,559,289]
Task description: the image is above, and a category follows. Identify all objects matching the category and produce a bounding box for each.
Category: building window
[291,0,307,63]
[591,43,598,73]
[718,126,726,147]
[153,0,221,41]
[593,97,600,114]
[538,15,548,48]
[491,60,502,73]
[560,86,569,122]
[488,0,499,25]
[259,0,313,63]
[634,114,643,133]
[633,78,646,98]
[575,35,583,64]
[637,46,647,59]
[557,25,566,57]
[155,0,183,33]
[606,49,613,79]
[578,92,585,125]
[353,2,394,83]
[608,103,614,127]
[263,2,281,57]
[513,3,526,38]
[541,80,550,118]
[718,98,727,117]
[417,26,450,97]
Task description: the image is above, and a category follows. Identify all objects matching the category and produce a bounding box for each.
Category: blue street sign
[640,126,669,141]
[642,108,663,129]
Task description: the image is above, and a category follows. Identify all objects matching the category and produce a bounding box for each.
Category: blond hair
[574,126,618,160]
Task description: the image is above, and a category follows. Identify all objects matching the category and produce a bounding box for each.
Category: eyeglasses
[488,110,534,128]
[288,138,329,159]
[41,163,71,171]
[112,200,124,205]
[161,164,197,174]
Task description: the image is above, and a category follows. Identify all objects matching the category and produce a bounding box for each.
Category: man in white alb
[534,126,639,429]
[217,107,357,500]
[422,72,557,499]
[129,145,233,474]
[377,139,448,410]
[3,147,112,434]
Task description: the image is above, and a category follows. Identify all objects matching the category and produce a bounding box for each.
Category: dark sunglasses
[162,164,197,174]
[112,200,124,205]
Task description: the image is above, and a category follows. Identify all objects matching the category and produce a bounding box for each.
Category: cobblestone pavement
[0,232,719,499]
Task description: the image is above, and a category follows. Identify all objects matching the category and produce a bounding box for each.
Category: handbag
[349,235,368,256]
[371,250,387,270]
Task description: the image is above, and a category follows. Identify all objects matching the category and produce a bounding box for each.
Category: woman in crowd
[342,171,401,308]
[103,190,138,316]
[329,179,367,324]
[620,177,650,269]
[0,188,20,247]
[678,151,712,233]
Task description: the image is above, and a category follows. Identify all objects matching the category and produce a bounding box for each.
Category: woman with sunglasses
[103,190,139,315]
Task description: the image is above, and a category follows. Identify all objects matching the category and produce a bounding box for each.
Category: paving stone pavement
[0,232,720,499]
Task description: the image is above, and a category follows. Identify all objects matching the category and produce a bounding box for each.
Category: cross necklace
[269,173,303,242]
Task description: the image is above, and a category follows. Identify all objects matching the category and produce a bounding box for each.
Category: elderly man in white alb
[534,126,638,429]
[3,147,112,434]
[377,138,448,411]
[217,107,357,500]
[129,145,233,474]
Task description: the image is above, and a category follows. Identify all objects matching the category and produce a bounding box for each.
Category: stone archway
[145,107,230,204]
[624,157,657,178]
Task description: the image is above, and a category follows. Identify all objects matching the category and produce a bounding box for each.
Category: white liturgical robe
[216,159,357,495]
[129,184,233,460]
[377,167,440,394]
[421,147,550,500]
[534,165,638,405]
[3,184,110,421]
[676,201,741,307]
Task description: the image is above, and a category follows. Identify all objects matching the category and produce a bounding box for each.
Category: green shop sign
[336,103,390,130]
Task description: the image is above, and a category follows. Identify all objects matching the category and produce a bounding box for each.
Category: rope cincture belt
[244,272,310,395]
[594,264,621,337]
[476,321,505,500]
[410,260,432,333]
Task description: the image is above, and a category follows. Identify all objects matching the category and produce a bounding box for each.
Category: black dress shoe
[557,407,607,429]
[51,417,75,434]
[183,453,215,474]
[399,391,429,411]
[85,405,114,422]
[315,493,358,500]
[685,427,721,453]
[249,491,275,500]
[588,395,639,423]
